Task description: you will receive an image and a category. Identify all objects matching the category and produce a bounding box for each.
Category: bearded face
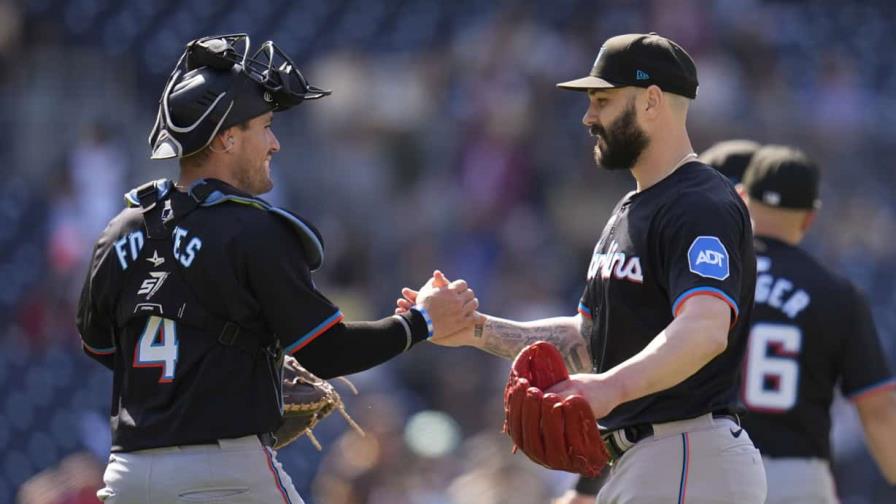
[230,112,279,195]
[590,97,650,171]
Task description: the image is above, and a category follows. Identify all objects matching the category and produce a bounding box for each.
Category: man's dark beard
[591,101,649,171]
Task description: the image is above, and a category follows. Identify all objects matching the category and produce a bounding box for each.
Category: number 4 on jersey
[743,323,802,412]
[134,316,179,383]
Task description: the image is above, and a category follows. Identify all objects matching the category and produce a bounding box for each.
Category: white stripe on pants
[97,434,304,503]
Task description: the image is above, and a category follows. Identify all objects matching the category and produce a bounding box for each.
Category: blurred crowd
[1,0,895,503]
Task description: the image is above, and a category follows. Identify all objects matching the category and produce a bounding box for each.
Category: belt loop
[601,427,639,464]
[612,429,635,452]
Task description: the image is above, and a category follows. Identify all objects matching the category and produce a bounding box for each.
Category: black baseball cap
[557,33,699,99]
[699,139,761,183]
[742,145,821,210]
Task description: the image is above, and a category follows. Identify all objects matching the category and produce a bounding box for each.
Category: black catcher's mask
[148,34,330,160]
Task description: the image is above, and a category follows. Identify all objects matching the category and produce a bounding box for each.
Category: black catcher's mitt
[274,355,363,450]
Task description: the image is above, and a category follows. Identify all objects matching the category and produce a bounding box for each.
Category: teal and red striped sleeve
[245,215,343,355]
[656,191,749,324]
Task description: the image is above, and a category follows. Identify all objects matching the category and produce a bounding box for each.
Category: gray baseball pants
[597,413,767,503]
[762,456,838,504]
[96,434,303,503]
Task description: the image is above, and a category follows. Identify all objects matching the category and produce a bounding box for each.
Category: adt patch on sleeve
[687,236,729,280]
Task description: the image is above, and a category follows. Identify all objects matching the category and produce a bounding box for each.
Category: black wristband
[398,309,429,346]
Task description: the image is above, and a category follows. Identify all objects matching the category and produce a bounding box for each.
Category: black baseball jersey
[739,236,895,460]
[77,179,343,452]
[578,161,756,431]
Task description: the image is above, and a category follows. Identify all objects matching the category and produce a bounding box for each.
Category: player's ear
[801,210,817,233]
[208,129,236,153]
[642,85,663,120]
[735,183,747,202]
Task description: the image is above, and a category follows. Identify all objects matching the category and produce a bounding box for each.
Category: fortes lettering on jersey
[586,240,643,283]
[687,236,729,280]
[114,231,145,270]
[754,256,811,319]
[114,227,203,270]
[172,226,202,268]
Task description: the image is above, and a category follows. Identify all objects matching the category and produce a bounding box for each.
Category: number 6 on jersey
[743,323,802,411]
[134,316,179,383]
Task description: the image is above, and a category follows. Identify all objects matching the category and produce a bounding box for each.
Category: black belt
[602,410,740,463]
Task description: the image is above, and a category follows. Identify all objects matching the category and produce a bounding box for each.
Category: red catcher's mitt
[503,341,610,477]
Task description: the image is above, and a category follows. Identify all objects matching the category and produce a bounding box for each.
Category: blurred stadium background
[1,0,895,502]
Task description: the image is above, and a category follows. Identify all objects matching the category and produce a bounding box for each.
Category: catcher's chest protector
[115,184,228,341]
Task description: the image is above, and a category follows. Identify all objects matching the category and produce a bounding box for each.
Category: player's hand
[551,490,597,504]
[427,307,485,347]
[406,270,480,339]
[400,270,452,308]
[546,373,623,420]
[394,270,446,313]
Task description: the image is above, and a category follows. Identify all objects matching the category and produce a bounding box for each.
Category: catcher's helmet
[149,34,330,160]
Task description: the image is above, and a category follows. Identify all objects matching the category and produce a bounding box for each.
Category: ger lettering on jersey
[578,161,756,430]
[740,236,895,460]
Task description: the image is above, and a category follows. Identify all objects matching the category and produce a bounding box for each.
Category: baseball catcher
[504,341,610,477]
[79,32,478,503]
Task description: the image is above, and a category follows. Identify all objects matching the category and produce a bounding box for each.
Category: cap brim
[556,76,622,91]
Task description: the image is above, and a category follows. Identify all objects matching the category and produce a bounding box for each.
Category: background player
[738,144,896,502]
[698,139,762,183]
[76,34,476,504]
[400,33,766,503]
[560,142,896,503]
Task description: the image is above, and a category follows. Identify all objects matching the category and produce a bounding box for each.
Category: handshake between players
[400,271,613,477]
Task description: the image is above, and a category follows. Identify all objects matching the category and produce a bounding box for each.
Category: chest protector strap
[126,179,325,270]
[119,180,267,355]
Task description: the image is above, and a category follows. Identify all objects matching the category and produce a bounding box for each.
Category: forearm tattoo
[579,316,594,369]
[473,317,593,373]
